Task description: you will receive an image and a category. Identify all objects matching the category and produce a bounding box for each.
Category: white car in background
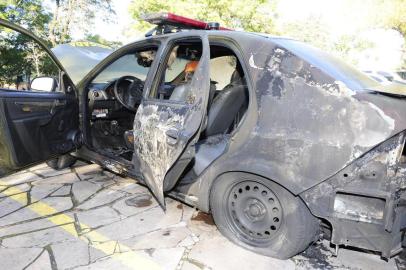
[364,70,406,85]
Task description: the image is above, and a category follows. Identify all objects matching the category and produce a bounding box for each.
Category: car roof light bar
[143,12,232,37]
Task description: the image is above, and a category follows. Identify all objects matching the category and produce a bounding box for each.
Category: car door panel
[0,90,78,176]
[0,20,80,177]
[133,33,210,207]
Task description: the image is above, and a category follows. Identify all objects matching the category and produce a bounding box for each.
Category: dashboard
[88,82,123,119]
[88,82,115,101]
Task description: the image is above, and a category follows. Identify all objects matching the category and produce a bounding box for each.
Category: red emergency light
[142,12,232,36]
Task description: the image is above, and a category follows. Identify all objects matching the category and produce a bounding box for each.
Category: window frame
[0,19,76,95]
[146,36,204,104]
[90,50,158,85]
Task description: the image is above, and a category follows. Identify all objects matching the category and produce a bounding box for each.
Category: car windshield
[92,53,154,84]
[52,43,113,85]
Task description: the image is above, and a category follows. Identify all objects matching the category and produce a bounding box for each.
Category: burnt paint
[133,32,211,208]
[242,43,404,191]
[191,33,406,211]
[183,32,406,257]
[300,132,406,257]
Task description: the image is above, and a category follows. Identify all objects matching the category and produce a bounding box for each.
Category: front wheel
[46,154,77,170]
[210,172,319,259]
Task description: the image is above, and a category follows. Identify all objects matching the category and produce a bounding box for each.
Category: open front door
[0,20,79,177]
[133,33,210,207]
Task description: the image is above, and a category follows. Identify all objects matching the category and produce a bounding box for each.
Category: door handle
[50,99,66,115]
[166,129,179,146]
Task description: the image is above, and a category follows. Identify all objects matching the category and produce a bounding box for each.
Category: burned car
[0,13,405,260]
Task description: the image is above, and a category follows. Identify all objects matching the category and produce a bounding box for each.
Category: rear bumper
[301,133,406,258]
[301,169,406,258]
[326,189,406,258]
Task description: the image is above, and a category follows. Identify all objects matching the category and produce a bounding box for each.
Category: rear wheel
[210,172,319,259]
[46,154,77,170]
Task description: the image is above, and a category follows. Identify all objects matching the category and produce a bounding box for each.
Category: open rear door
[133,33,210,207]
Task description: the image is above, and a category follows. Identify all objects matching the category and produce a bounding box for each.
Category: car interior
[86,47,159,161]
[85,41,249,183]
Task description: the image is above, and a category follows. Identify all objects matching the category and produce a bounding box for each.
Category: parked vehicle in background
[0,13,405,260]
[364,70,406,85]
[397,70,406,80]
[363,71,390,83]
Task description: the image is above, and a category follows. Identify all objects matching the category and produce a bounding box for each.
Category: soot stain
[191,211,215,226]
[125,193,153,208]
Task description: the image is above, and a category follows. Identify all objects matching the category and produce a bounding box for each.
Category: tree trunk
[49,0,61,47]
[60,0,76,44]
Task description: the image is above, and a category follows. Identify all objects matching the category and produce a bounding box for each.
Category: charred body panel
[240,35,406,192]
[193,32,406,203]
[134,102,188,205]
[178,32,406,256]
[133,33,211,207]
[302,133,406,258]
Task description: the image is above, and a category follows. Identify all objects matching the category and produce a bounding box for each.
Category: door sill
[73,146,141,179]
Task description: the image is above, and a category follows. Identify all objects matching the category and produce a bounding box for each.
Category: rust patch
[192,211,215,225]
[125,194,152,208]
[176,203,183,210]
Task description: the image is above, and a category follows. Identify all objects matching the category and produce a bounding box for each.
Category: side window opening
[178,43,250,182]
[0,26,60,92]
[209,55,237,90]
[149,39,203,101]
[200,44,249,140]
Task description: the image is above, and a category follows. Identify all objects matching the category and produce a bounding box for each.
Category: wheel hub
[227,181,283,245]
[244,198,266,222]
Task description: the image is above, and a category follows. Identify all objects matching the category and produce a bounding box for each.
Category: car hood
[52,42,114,85]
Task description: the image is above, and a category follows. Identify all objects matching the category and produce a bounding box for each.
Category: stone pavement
[0,161,404,270]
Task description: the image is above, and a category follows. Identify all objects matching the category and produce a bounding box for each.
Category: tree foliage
[84,34,122,49]
[0,25,59,86]
[375,0,406,37]
[48,0,115,47]
[0,0,116,87]
[129,0,406,69]
[129,0,277,34]
[274,0,406,68]
[0,0,51,37]
[0,0,57,86]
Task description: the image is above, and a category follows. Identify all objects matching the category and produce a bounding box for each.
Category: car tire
[210,172,319,259]
[46,154,77,170]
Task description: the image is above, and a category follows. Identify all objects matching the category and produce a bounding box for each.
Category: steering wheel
[113,75,144,112]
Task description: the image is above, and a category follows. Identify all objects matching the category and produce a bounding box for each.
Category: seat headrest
[230,70,242,84]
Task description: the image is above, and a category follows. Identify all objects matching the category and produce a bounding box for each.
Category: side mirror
[30,77,58,92]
